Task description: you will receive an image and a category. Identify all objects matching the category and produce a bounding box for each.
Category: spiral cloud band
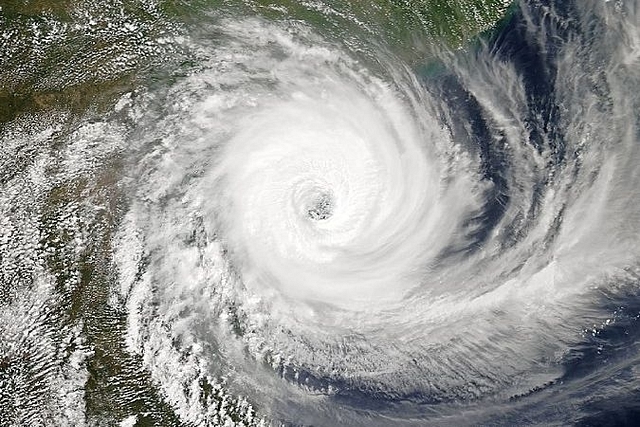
[105,3,640,423]
[2,0,638,425]
[201,55,484,310]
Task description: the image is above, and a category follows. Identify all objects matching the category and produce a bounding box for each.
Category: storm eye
[307,193,334,221]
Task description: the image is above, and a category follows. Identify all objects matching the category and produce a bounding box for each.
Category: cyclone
[1,0,640,426]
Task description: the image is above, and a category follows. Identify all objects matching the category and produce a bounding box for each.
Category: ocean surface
[1,0,640,425]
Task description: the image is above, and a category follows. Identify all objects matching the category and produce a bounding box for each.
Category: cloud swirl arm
[108,4,640,423]
[1,0,639,425]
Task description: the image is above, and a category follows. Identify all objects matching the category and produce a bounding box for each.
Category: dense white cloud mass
[1,0,639,425]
